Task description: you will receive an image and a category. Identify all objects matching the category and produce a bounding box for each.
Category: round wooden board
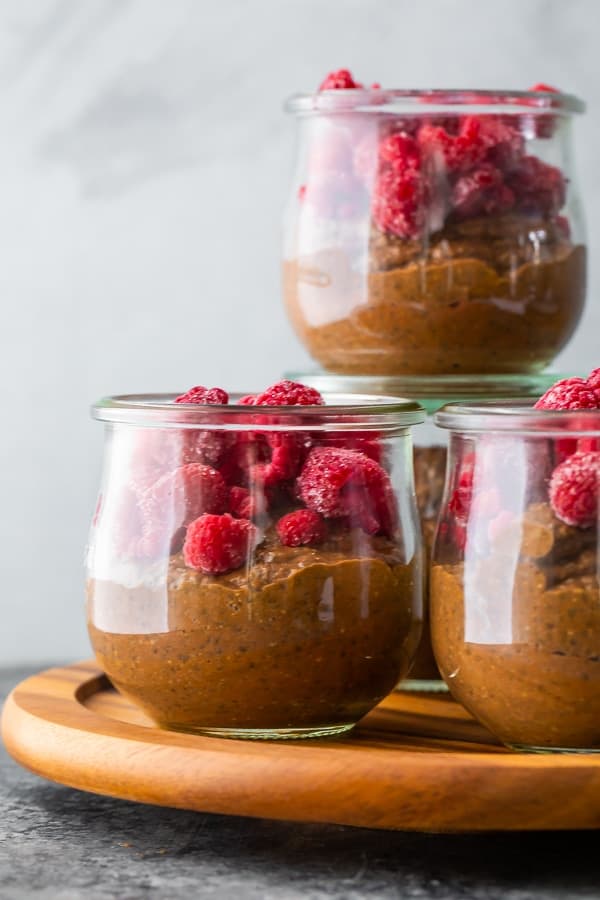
[3,661,600,832]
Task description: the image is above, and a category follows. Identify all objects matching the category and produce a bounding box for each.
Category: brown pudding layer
[88,527,418,733]
[283,216,586,375]
[431,503,600,749]
[406,446,447,682]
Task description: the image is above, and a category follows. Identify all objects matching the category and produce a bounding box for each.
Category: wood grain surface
[3,661,600,832]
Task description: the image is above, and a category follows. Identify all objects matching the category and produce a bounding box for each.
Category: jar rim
[285,88,585,116]
[91,393,426,430]
[435,400,600,436]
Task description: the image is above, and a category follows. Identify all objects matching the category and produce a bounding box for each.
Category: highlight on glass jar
[431,398,600,753]
[86,381,425,740]
[283,72,586,376]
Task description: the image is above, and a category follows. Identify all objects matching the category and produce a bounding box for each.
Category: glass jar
[86,393,425,740]
[431,402,600,752]
[283,88,586,376]
[286,371,559,691]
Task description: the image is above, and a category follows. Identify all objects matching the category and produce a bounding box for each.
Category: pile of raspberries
[113,381,397,574]
[303,70,566,239]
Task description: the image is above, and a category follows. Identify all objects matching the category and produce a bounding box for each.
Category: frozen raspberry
[256,380,324,407]
[276,509,327,547]
[113,486,169,560]
[183,513,257,574]
[175,385,229,405]
[372,168,423,238]
[535,378,600,411]
[218,436,270,486]
[587,368,600,401]
[297,446,397,536]
[507,156,566,216]
[452,164,515,219]
[549,451,600,528]
[144,463,228,538]
[237,394,258,405]
[318,69,363,91]
[228,485,256,519]
[419,115,523,175]
[379,132,421,173]
[324,433,383,464]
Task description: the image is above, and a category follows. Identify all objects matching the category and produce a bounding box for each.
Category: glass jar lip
[285,371,563,414]
[435,400,600,436]
[91,393,425,430]
[285,87,585,116]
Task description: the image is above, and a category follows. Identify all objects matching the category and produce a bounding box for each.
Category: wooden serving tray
[3,661,600,832]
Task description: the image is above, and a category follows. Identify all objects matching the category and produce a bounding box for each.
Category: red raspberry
[549,451,600,528]
[276,509,327,547]
[319,69,363,91]
[143,463,228,534]
[183,513,257,574]
[507,156,566,216]
[534,378,600,411]
[379,132,421,173]
[256,380,324,407]
[372,168,423,238]
[175,385,229,405]
[448,465,474,523]
[297,446,397,536]
[229,485,256,519]
[237,394,258,405]
[452,164,515,219]
[324,433,383,464]
[587,368,600,400]
[529,83,559,93]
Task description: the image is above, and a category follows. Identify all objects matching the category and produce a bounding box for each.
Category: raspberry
[318,69,363,91]
[507,156,566,216]
[372,168,423,238]
[379,132,421,173]
[183,513,257,574]
[448,465,474,523]
[174,385,229,404]
[256,380,324,407]
[297,446,397,536]
[419,115,524,175]
[452,164,515,219]
[324,433,383,464]
[144,463,228,535]
[229,485,256,519]
[587,368,600,401]
[237,394,258,405]
[276,509,327,547]
[529,83,559,94]
[534,378,600,411]
[549,451,600,528]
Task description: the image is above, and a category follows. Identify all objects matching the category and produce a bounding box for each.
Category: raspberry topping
[276,509,327,547]
[144,463,229,531]
[379,132,421,172]
[452,164,515,219]
[183,513,257,574]
[372,168,423,238]
[297,446,397,536]
[549,451,600,528]
[318,69,363,91]
[534,378,600,411]
[228,485,256,520]
[256,380,324,407]
[175,385,229,405]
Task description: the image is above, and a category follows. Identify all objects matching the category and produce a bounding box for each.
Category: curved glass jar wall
[283,89,586,376]
[86,393,425,740]
[431,402,600,752]
[287,371,560,691]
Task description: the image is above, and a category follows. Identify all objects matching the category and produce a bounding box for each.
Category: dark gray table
[1,666,599,900]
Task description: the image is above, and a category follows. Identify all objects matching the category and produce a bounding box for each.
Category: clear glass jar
[283,88,586,376]
[287,371,559,691]
[431,402,600,752]
[86,393,425,740]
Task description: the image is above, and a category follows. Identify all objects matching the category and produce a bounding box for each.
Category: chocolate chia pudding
[432,500,600,750]
[88,525,418,734]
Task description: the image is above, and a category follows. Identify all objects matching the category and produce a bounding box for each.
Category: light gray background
[1,0,598,664]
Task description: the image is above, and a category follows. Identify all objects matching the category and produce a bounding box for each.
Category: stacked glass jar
[283,79,587,691]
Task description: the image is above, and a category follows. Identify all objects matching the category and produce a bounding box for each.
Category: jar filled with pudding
[287,371,559,690]
[86,384,424,739]
[283,78,586,376]
[431,400,600,752]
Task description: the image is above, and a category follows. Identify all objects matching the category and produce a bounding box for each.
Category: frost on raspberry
[183,513,258,574]
[276,509,327,547]
[378,132,421,173]
[174,385,229,405]
[297,446,397,536]
[318,69,363,91]
[549,451,600,528]
[534,378,600,411]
